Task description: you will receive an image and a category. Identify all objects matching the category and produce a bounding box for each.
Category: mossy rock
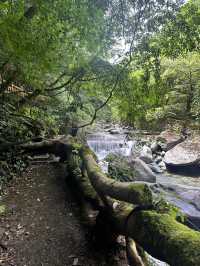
[105,153,135,182]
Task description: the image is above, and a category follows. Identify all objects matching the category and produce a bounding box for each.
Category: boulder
[139,145,153,164]
[106,154,135,182]
[150,141,160,153]
[161,151,165,157]
[130,158,156,183]
[106,154,156,183]
[164,137,200,175]
[158,161,166,171]
[157,130,184,151]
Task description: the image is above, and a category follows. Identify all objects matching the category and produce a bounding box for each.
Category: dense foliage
[113,0,200,129]
[0,0,184,144]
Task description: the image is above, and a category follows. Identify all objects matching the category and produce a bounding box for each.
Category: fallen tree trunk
[67,144,200,266]
[113,204,200,266]
[80,146,153,206]
[21,137,152,206]
[20,137,200,266]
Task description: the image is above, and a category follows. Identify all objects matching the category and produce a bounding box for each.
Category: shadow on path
[0,163,127,266]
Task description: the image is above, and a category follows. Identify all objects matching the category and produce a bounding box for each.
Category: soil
[0,163,128,266]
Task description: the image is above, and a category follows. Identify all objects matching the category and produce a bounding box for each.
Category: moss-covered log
[80,147,153,206]
[67,143,200,265]
[20,137,200,265]
[66,152,102,208]
[21,138,152,206]
[113,205,200,266]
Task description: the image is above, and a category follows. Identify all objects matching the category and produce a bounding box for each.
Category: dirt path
[0,163,128,266]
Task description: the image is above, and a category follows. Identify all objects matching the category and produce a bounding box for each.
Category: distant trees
[113,0,200,129]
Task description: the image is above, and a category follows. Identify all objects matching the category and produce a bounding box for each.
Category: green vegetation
[0,2,199,264]
[0,0,199,180]
[112,0,200,129]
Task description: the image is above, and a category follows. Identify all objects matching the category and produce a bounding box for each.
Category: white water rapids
[87,133,134,172]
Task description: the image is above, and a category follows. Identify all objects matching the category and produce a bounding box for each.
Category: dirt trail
[0,163,128,266]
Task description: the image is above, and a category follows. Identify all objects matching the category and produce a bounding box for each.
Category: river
[87,129,200,265]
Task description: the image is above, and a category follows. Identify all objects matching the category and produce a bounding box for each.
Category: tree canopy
[0,0,199,141]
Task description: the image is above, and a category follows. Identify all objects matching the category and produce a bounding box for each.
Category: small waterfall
[87,133,134,160]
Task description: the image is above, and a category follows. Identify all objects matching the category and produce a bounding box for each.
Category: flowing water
[87,133,134,172]
[87,131,200,228]
[87,133,134,159]
[87,129,200,265]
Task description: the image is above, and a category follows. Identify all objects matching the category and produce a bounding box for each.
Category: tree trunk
[17,137,200,266]
[80,146,153,206]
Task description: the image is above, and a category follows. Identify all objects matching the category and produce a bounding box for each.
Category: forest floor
[0,163,128,266]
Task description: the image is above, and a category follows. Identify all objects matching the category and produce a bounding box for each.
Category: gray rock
[106,154,135,182]
[158,142,167,152]
[149,163,163,173]
[157,130,184,151]
[108,128,121,134]
[161,151,166,157]
[130,158,156,183]
[150,142,160,153]
[164,137,200,174]
[139,145,153,164]
[155,156,162,164]
[158,161,166,170]
[107,154,156,183]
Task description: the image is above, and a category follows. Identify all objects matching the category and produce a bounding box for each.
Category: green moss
[106,154,136,182]
[132,210,200,266]
[81,175,98,200]
[153,198,185,222]
[72,143,82,150]
[128,183,153,205]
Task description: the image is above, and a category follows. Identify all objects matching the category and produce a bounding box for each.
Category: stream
[87,131,200,229]
[87,129,200,265]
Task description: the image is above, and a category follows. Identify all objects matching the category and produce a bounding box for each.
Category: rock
[158,142,167,152]
[161,151,165,157]
[148,163,163,173]
[106,154,135,182]
[153,154,157,160]
[150,142,160,153]
[106,154,156,183]
[164,136,200,175]
[155,156,162,164]
[108,128,121,134]
[157,130,184,151]
[139,145,153,164]
[104,124,112,129]
[130,158,156,183]
[158,161,166,170]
